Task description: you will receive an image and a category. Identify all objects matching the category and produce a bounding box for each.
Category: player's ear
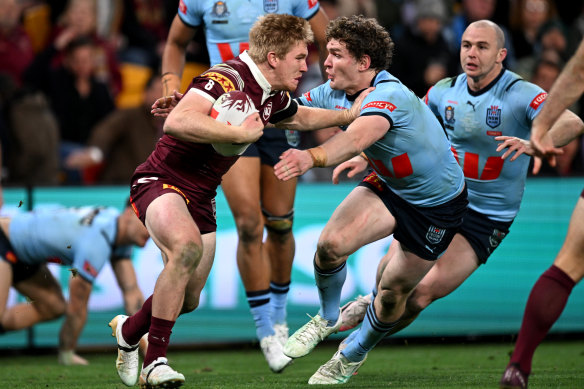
[496,48,507,64]
[358,54,371,71]
[267,51,279,68]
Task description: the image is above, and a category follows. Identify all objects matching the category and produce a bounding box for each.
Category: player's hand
[332,155,368,184]
[151,91,184,117]
[495,135,562,175]
[236,113,263,143]
[274,149,313,181]
[346,87,375,122]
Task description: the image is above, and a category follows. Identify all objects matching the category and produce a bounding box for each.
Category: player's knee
[263,209,294,237]
[405,290,429,316]
[235,214,263,244]
[377,287,407,313]
[315,240,343,267]
[173,240,203,273]
[38,294,67,320]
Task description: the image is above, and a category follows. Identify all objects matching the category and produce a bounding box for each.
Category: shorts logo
[529,92,547,110]
[83,260,98,278]
[179,0,187,14]
[163,183,190,204]
[5,251,17,264]
[362,172,384,192]
[363,101,396,112]
[489,228,506,248]
[285,130,300,147]
[444,106,455,125]
[263,101,272,121]
[426,225,446,244]
[486,105,501,128]
[264,0,278,12]
[202,72,235,93]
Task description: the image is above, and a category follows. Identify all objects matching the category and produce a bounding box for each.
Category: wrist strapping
[307,146,327,167]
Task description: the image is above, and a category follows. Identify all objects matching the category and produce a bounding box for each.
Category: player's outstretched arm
[58,275,92,365]
[274,114,388,181]
[274,87,374,131]
[531,39,584,153]
[111,258,144,316]
[331,154,368,184]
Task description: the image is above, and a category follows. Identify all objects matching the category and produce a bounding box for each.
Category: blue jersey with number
[298,70,465,207]
[178,0,320,66]
[9,207,131,283]
[425,69,547,221]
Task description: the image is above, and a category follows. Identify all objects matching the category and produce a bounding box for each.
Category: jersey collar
[467,68,507,97]
[240,50,277,104]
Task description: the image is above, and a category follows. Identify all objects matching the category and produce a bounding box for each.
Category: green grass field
[2,340,583,388]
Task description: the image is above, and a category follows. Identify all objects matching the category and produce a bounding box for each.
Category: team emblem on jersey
[489,228,506,248]
[211,1,229,17]
[264,0,278,12]
[444,106,455,124]
[263,102,273,121]
[486,105,501,128]
[426,225,446,244]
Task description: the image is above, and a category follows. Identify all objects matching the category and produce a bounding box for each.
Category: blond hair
[248,14,313,63]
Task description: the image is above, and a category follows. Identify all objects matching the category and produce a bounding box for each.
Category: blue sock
[246,289,274,340]
[270,281,290,325]
[342,300,397,362]
[314,258,346,325]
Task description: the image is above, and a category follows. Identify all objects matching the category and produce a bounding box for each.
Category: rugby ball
[210,91,258,156]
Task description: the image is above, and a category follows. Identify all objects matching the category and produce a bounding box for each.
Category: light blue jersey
[425,69,547,221]
[178,0,320,66]
[9,207,131,283]
[299,71,465,207]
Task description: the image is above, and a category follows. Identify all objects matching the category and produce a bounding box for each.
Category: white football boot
[283,312,342,358]
[109,315,139,386]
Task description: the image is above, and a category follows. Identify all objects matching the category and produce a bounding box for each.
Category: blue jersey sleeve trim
[178,13,199,29]
[361,111,392,130]
[304,6,320,20]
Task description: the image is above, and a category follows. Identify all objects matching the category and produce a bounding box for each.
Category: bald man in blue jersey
[272,15,468,384]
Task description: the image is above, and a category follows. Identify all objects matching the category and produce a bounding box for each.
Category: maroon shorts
[129,173,217,234]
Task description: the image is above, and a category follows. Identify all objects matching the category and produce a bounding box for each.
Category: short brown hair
[326,15,394,71]
[248,14,314,63]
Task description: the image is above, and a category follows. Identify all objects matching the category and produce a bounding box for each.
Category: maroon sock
[510,265,575,375]
[143,316,175,367]
[122,296,153,346]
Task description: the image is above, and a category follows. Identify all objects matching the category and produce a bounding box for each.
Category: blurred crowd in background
[1,0,584,188]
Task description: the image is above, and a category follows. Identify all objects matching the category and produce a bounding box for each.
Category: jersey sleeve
[269,92,298,123]
[508,81,547,125]
[424,77,451,117]
[292,0,320,20]
[72,232,111,283]
[297,82,330,109]
[186,65,242,102]
[359,87,402,127]
[177,0,202,28]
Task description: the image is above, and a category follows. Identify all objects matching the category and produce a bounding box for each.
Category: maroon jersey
[133,51,297,201]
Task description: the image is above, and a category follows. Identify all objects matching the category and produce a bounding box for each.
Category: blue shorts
[0,227,39,283]
[359,172,468,260]
[242,128,300,166]
[459,208,513,264]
